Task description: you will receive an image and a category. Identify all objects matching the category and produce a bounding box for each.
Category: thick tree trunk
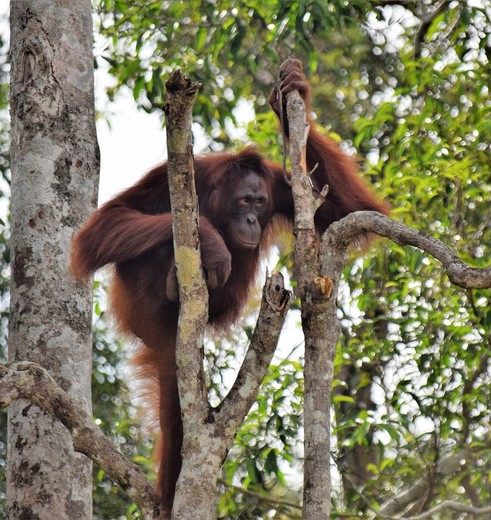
[7,1,98,518]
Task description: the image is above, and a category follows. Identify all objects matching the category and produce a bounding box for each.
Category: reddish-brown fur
[70,60,388,517]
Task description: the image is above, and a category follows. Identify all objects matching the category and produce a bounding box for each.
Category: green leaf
[195,27,207,52]
[246,458,262,484]
[332,395,356,405]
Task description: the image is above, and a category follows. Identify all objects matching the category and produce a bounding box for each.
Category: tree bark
[8,1,98,518]
[163,70,214,519]
[323,211,491,290]
[164,70,291,519]
[1,362,160,520]
[284,87,335,519]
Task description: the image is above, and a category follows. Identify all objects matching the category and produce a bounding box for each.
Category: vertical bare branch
[164,70,207,418]
[285,76,336,519]
[164,71,221,519]
[164,70,292,519]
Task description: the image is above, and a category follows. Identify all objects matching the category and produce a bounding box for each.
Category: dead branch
[164,70,208,415]
[285,72,335,520]
[164,69,216,520]
[323,211,491,289]
[0,361,160,519]
[219,272,291,427]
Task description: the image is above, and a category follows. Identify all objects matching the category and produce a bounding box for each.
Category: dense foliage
[94,0,375,144]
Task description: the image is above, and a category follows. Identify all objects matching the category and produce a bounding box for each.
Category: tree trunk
[7,1,98,518]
